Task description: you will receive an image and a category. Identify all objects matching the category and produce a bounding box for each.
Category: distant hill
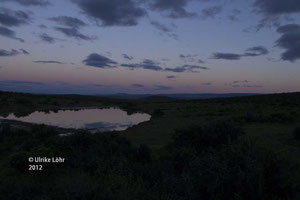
[100,93,260,100]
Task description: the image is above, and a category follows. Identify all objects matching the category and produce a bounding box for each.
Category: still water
[0,108,151,132]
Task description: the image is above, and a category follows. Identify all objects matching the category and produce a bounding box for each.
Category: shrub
[293,126,300,140]
[171,120,244,151]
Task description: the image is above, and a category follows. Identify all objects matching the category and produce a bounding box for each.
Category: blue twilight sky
[0,0,299,94]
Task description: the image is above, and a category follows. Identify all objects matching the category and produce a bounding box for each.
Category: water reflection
[0,108,151,132]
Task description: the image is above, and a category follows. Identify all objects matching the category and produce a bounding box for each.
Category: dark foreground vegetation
[1,91,300,199]
[0,122,299,200]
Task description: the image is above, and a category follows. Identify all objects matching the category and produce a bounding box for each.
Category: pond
[0,108,151,132]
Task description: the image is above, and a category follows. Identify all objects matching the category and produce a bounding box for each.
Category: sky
[0,0,300,95]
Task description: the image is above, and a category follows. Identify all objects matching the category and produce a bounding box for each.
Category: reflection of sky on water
[0,108,151,132]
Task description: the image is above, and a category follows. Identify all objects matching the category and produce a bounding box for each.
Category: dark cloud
[151,21,175,32]
[0,7,31,27]
[38,24,47,29]
[244,46,269,56]
[212,53,243,60]
[202,82,212,86]
[254,0,300,16]
[19,48,29,54]
[155,85,173,90]
[166,75,177,79]
[232,84,263,88]
[0,80,45,86]
[275,24,300,62]
[0,0,49,6]
[49,16,87,29]
[228,80,262,88]
[253,0,300,30]
[83,53,118,68]
[54,26,96,41]
[198,59,205,64]
[165,64,209,73]
[151,21,178,39]
[0,48,29,56]
[227,9,242,21]
[212,46,269,60]
[201,6,222,20]
[179,54,197,58]
[122,53,134,60]
[34,60,65,64]
[150,0,196,18]
[0,26,24,42]
[39,33,56,43]
[179,54,198,62]
[121,59,163,71]
[132,84,145,88]
[233,80,249,84]
[72,0,146,26]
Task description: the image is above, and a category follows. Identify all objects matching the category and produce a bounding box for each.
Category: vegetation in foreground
[0,91,300,199]
[0,121,299,200]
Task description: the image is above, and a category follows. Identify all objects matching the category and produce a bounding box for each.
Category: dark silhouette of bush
[9,151,29,173]
[244,111,266,122]
[293,126,300,140]
[268,112,295,123]
[171,120,244,151]
[138,144,151,164]
[0,116,299,199]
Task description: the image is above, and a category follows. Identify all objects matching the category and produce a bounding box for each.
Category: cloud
[254,0,300,16]
[34,60,65,64]
[201,6,222,20]
[0,26,24,42]
[0,48,29,56]
[212,53,242,60]
[150,0,196,18]
[154,85,173,90]
[19,48,29,54]
[165,64,209,73]
[275,24,300,62]
[253,0,300,30]
[39,33,56,43]
[0,0,49,6]
[0,80,45,85]
[83,53,118,68]
[232,84,263,88]
[227,9,242,21]
[121,59,164,71]
[0,7,31,27]
[72,0,146,26]
[49,16,87,29]
[132,84,145,88]
[151,20,178,39]
[198,59,205,64]
[212,46,269,60]
[244,46,269,56]
[179,54,198,62]
[38,24,47,29]
[122,53,134,60]
[233,80,249,84]
[54,26,96,41]
[227,80,262,88]
[202,82,212,86]
[151,21,175,33]
[166,75,177,79]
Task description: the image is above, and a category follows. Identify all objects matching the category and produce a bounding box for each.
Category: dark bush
[138,144,151,164]
[171,120,244,151]
[293,126,300,140]
[244,111,266,122]
[9,152,29,173]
